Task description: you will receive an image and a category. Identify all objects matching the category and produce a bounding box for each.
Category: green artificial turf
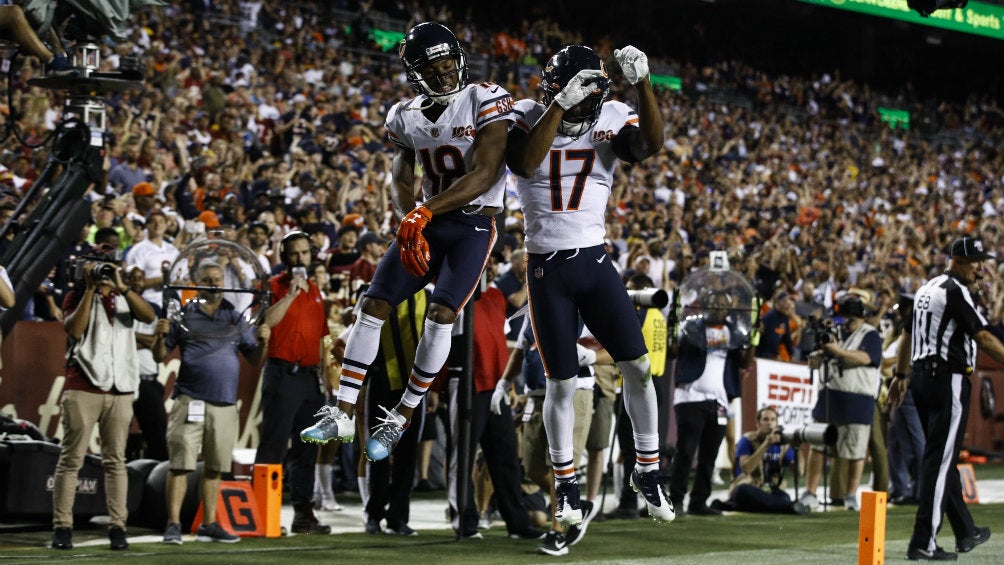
[1,503,1001,565]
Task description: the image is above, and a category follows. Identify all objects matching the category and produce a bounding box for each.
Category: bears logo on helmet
[541,45,610,138]
[399,22,469,106]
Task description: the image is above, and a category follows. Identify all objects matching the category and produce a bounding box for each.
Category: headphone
[835,294,868,319]
[279,230,310,264]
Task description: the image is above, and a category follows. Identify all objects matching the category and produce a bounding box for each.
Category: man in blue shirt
[713,406,807,515]
[152,261,270,544]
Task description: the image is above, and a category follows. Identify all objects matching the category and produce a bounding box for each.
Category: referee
[890,237,1004,561]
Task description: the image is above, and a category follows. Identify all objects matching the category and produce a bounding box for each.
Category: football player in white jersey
[300,22,515,464]
[501,45,675,535]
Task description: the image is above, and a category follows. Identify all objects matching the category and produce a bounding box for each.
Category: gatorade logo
[191,482,266,537]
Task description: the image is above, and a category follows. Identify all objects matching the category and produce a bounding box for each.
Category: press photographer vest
[68,292,139,392]
[813,321,880,425]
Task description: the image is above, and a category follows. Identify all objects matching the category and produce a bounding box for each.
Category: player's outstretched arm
[420,120,510,215]
[615,46,663,161]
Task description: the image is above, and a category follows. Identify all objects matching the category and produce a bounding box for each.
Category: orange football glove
[397,206,433,277]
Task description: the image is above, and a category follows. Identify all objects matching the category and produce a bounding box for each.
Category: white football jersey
[385,83,515,208]
[511,99,639,254]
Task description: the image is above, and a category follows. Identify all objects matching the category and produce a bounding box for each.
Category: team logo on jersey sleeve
[591,130,614,142]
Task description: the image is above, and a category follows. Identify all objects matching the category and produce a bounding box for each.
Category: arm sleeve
[734,436,753,476]
[949,285,990,336]
[857,329,883,368]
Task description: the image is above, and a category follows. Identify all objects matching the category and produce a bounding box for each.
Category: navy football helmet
[399,22,468,105]
[541,45,610,137]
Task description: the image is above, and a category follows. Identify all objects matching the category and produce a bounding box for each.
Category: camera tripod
[0,36,142,333]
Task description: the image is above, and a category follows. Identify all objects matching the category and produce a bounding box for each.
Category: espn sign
[755,359,815,428]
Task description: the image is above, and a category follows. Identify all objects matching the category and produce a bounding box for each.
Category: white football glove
[553,69,607,111]
[614,45,649,85]
[576,343,598,367]
[490,378,512,416]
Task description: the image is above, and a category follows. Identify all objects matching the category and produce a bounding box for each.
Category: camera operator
[712,406,808,515]
[51,228,156,550]
[799,294,882,512]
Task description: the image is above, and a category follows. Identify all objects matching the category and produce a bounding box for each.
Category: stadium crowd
[1,1,1001,333]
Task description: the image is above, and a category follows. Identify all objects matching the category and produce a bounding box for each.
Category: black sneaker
[51,527,73,550]
[383,523,418,536]
[906,546,958,561]
[508,527,546,540]
[109,525,128,550]
[565,500,595,547]
[956,526,990,553]
[554,480,583,527]
[195,522,240,543]
[163,522,183,544]
[688,503,722,516]
[292,505,331,534]
[537,530,568,556]
[365,519,382,534]
[45,54,79,77]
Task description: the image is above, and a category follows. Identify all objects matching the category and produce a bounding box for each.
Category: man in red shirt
[255,231,331,534]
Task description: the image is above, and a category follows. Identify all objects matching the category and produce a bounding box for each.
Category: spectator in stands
[757,289,801,361]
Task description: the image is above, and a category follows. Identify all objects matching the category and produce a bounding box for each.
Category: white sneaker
[799,492,820,511]
[319,493,342,511]
[844,493,859,512]
[300,405,355,443]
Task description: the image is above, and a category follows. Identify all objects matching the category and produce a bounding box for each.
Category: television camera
[0,1,156,333]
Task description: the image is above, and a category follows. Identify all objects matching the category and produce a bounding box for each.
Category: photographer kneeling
[713,406,808,515]
[799,294,882,512]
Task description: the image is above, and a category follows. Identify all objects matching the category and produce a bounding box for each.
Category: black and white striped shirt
[910,273,988,374]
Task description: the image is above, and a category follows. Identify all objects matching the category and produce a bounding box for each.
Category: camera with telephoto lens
[802,314,838,352]
[777,423,838,447]
[627,288,669,309]
[67,256,118,283]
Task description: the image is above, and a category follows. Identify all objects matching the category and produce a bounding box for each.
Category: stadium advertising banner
[755,358,816,428]
[798,0,1004,40]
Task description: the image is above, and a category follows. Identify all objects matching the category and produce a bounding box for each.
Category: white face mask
[420,83,463,106]
[558,118,591,138]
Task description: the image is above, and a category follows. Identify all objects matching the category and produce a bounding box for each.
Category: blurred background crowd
[0,0,1002,339]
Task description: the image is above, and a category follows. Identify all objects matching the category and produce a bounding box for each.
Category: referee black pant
[908,367,976,552]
